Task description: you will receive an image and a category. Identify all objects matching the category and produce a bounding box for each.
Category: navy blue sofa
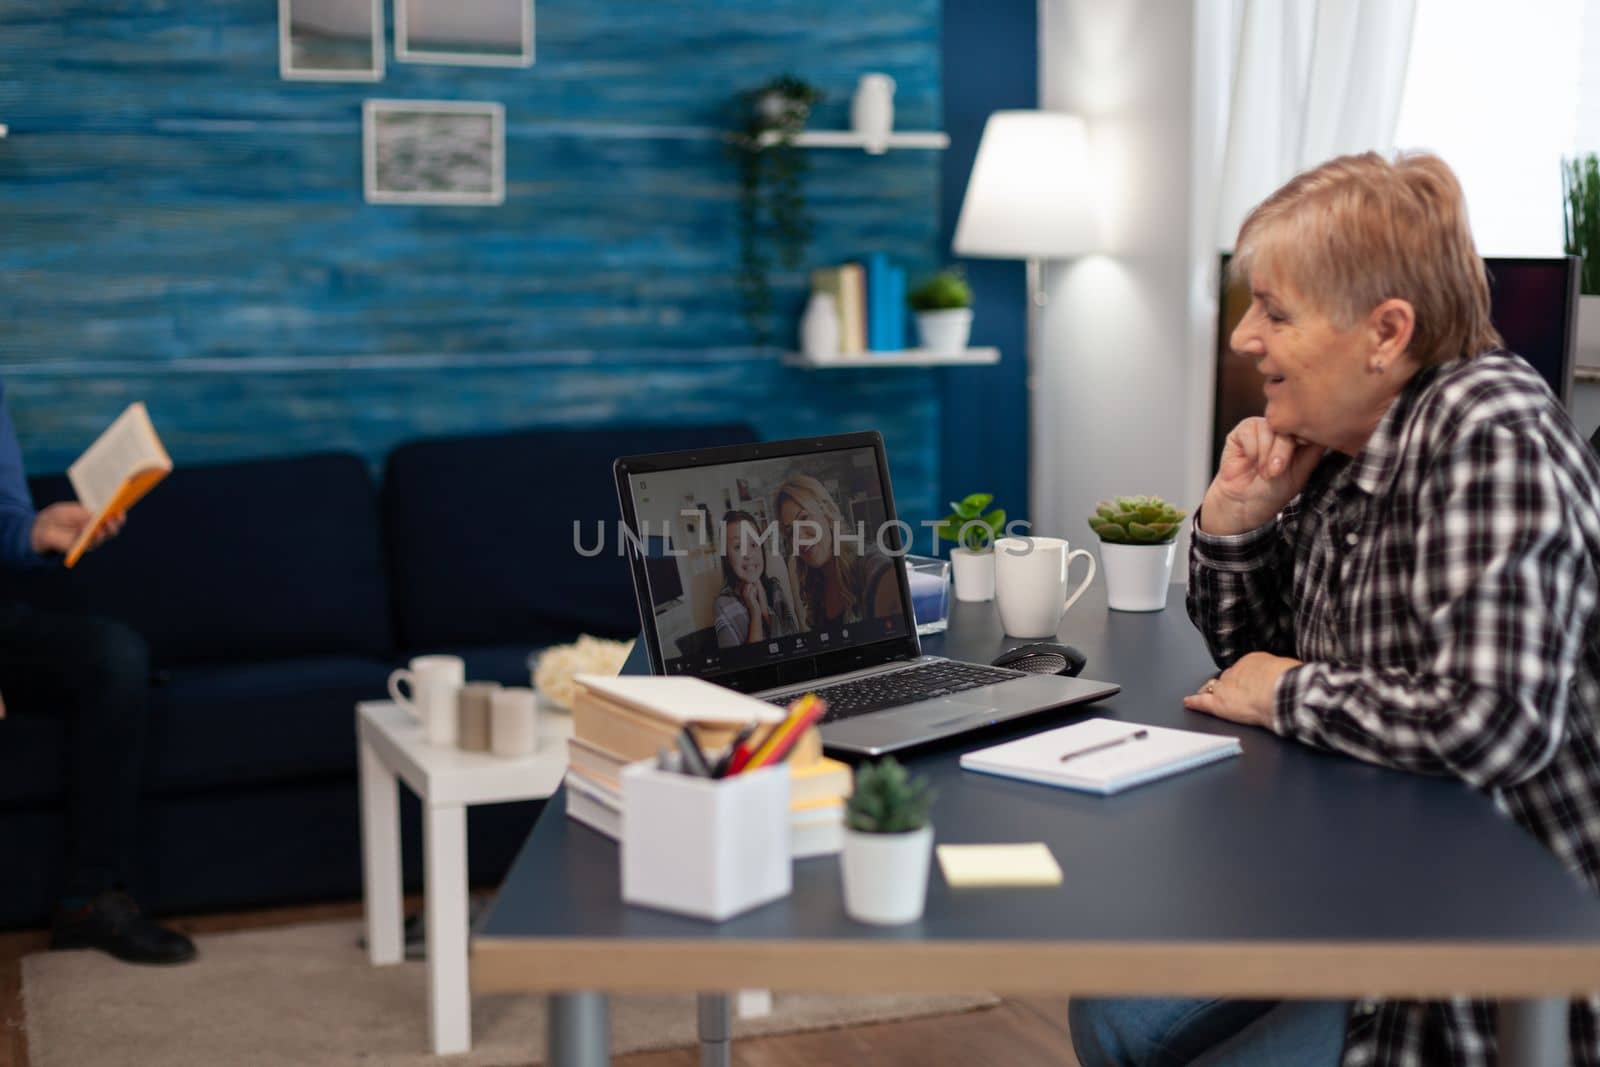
[0,423,755,928]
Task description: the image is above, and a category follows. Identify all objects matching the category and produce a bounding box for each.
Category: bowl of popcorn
[529,635,634,712]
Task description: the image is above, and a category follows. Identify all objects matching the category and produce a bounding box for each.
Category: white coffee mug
[387,654,465,745]
[491,687,539,758]
[994,537,1097,638]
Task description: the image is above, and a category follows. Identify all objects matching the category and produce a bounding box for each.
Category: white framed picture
[363,100,506,207]
[396,0,534,68]
[279,0,384,82]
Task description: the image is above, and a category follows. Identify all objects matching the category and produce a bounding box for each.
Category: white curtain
[1213,0,1418,246]
[1179,0,1418,510]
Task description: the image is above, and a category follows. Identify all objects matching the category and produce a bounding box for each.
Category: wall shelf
[784,347,998,369]
[755,129,949,152]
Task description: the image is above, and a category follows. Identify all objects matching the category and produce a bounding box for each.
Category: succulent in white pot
[1088,495,1187,612]
[936,492,1006,602]
[840,757,936,925]
[908,268,974,355]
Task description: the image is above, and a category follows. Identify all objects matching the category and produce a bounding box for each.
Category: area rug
[21,919,998,1066]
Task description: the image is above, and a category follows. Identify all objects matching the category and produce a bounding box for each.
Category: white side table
[357,700,572,1054]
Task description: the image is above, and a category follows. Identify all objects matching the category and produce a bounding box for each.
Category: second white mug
[993,537,1097,638]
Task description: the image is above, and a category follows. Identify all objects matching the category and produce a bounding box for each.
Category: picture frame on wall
[363,100,506,207]
[396,0,534,67]
[279,0,384,82]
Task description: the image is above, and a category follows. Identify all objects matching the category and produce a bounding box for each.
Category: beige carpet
[22,919,998,1066]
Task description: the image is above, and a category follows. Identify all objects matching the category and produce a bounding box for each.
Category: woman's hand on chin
[1199,417,1324,536]
[1183,652,1301,729]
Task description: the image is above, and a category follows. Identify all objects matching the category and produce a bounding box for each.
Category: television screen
[1211,255,1579,469]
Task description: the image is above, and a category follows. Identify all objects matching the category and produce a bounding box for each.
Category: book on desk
[565,675,854,857]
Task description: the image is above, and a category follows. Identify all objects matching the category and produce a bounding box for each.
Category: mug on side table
[387,654,465,747]
[994,536,1097,638]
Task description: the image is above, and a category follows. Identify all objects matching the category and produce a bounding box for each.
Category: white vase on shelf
[800,292,841,357]
[851,73,896,154]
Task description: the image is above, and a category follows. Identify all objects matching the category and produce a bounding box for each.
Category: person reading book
[0,385,195,965]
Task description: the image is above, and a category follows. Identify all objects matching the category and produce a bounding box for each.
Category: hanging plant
[730,74,822,344]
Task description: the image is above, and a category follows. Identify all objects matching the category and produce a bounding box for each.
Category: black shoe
[50,890,198,965]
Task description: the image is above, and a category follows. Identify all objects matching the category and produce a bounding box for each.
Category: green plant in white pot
[937,492,1006,602]
[840,757,936,925]
[1562,154,1600,361]
[1088,496,1187,612]
[908,268,974,355]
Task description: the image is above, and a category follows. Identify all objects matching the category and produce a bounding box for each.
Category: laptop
[613,431,1120,756]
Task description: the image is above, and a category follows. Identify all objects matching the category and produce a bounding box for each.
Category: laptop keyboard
[765,660,1022,724]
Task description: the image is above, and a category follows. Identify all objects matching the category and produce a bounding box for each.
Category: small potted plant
[1562,154,1600,359]
[840,757,936,925]
[907,268,974,355]
[937,492,1005,602]
[1087,495,1187,612]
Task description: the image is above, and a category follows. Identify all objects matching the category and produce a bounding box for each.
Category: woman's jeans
[1069,997,1348,1067]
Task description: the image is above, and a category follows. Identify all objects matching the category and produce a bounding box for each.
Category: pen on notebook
[1058,729,1149,763]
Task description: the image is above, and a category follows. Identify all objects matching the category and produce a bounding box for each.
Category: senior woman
[1071,151,1600,1066]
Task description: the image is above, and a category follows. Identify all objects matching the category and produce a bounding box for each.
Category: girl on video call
[712,510,799,648]
[773,474,898,631]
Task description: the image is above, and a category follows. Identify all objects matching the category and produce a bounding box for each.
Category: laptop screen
[621,442,913,681]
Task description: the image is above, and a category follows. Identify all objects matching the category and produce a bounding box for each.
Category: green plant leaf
[955,492,992,518]
[1090,520,1130,543]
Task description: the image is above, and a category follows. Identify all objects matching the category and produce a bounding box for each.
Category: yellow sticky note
[936,843,1063,888]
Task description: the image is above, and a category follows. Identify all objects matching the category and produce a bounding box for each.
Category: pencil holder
[620,761,791,922]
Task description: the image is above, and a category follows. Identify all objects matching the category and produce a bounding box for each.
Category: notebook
[959,718,1242,796]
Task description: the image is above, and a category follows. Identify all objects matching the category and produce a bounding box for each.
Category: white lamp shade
[953,111,1098,260]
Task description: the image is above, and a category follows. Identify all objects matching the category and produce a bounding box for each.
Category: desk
[474,586,1600,1066]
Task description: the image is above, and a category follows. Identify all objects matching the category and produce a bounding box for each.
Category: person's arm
[1274,424,1591,790]
[0,386,46,568]
[1186,513,1300,665]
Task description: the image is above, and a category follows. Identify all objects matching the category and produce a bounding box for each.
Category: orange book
[64,402,172,567]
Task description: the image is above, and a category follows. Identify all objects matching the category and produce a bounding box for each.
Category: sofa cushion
[20,452,392,668]
[145,655,394,794]
[384,424,756,650]
[0,714,66,809]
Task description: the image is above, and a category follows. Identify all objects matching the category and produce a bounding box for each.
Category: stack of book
[810,253,907,355]
[564,675,854,858]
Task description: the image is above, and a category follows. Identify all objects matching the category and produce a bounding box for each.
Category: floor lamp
[952,111,1098,517]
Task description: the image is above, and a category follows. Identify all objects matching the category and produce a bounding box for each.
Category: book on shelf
[811,264,865,354]
[64,402,173,568]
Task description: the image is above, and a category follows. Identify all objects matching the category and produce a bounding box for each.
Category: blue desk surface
[475,585,1600,997]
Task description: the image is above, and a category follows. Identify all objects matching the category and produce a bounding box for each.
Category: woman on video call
[774,474,898,631]
[712,510,798,648]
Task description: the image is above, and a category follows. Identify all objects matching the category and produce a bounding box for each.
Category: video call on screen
[627,447,907,678]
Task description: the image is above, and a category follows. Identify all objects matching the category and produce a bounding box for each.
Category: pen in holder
[620,760,792,921]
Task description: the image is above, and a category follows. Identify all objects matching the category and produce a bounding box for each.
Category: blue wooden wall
[0,0,952,529]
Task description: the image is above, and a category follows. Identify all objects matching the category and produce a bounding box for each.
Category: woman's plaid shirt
[1188,352,1600,1066]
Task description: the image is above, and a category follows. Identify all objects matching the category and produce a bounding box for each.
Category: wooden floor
[0,898,1082,1067]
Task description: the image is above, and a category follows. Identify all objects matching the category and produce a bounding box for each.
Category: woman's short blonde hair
[1230,151,1503,367]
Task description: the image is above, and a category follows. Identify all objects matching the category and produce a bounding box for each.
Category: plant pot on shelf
[915,308,973,355]
[949,546,995,601]
[1099,541,1177,612]
[840,824,934,925]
